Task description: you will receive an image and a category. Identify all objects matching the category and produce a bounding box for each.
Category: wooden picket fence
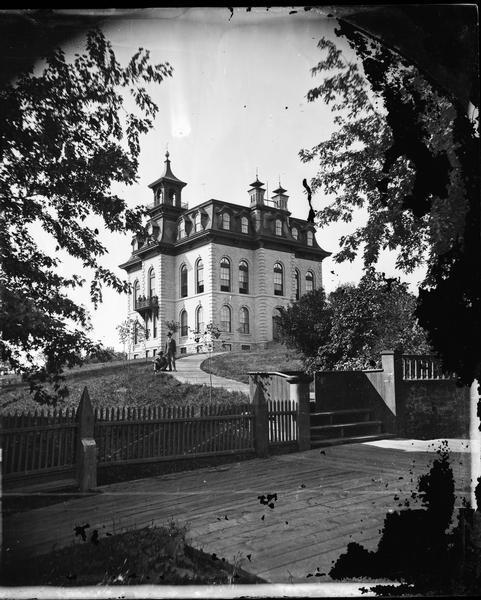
[0,393,301,486]
[1,409,77,479]
[94,403,255,465]
[268,399,297,445]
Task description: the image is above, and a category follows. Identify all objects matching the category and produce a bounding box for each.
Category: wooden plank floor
[2,441,471,584]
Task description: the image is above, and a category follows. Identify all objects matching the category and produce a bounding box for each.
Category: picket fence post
[76,386,97,491]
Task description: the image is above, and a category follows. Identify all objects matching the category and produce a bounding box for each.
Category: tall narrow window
[196,306,204,333]
[221,305,231,332]
[292,227,298,240]
[273,262,283,296]
[306,270,314,292]
[180,310,188,337]
[241,217,249,234]
[275,219,282,236]
[307,230,313,246]
[153,312,157,338]
[178,219,185,239]
[133,280,140,308]
[148,267,155,298]
[239,260,249,294]
[134,321,139,345]
[180,264,188,298]
[196,259,204,293]
[222,212,231,230]
[145,316,150,340]
[194,212,202,232]
[295,269,300,300]
[220,257,231,292]
[239,307,249,334]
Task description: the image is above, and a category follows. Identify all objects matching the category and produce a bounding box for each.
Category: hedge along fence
[1,377,307,490]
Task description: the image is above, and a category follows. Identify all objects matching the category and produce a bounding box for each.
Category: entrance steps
[310,405,394,448]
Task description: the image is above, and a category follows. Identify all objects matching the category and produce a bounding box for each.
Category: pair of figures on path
[154,332,177,373]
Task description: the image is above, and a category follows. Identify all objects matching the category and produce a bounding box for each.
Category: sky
[34,7,426,351]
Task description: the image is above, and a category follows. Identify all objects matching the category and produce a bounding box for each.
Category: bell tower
[148,151,187,209]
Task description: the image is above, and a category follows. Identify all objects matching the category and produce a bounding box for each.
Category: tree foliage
[0,29,172,402]
[278,270,430,371]
[302,27,480,384]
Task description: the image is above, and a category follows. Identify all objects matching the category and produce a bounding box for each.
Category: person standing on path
[164,332,177,371]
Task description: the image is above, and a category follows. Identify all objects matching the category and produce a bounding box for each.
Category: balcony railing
[134,295,159,313]
[147,201,189,211]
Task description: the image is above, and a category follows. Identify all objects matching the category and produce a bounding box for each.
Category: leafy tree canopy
[302,26,480,384]
[278,270,431,371]
[0,29,172,403]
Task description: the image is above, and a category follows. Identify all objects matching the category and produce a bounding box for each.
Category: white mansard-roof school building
[119,153,330,358]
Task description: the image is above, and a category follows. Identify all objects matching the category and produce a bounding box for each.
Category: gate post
[250,375,269,458]
[286,374,313,451]
[76,386,97,491]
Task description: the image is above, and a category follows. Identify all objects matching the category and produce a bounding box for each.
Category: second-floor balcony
[134,295,159,314]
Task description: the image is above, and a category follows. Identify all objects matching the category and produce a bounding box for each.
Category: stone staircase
[310,404,394,448]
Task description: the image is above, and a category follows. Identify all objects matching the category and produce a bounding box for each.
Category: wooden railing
[402,355,451,381]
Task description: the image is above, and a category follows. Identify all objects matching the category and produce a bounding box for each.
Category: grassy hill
[201,344,305,384]
[0,361,248,415]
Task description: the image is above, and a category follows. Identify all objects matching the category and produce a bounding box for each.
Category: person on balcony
[164,332,177,371]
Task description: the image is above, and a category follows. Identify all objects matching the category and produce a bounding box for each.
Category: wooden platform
[2,440,471,584]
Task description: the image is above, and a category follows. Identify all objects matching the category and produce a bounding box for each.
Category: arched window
[196,259,204,293]
[272,308,282,342]
[148,267,155,298]
[239,260,249,294]
[220,257,231,292]
[295,269,300,300]
[275,219,282,236]
[241,217,249,234]
[273,262,283,296]
[180,264,188,298]
[292,227,298,240]
[196,305,204,333]
[306,270,314,292]
[178,219,185,239]
[133,280,140,308]
[152,312,158,338]
[307,230,314,246]
[194,212,202,232]
[239,307,249,334]
[180,310,188,337]
[222,212,231,230]
[221,305,231,332]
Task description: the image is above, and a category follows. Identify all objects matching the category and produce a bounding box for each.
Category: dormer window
[307,230,313,246]
[241,217,249,234]
[194,212,202,232]
[292,227,298,240]
[275,219,282,236]
[132,238,138,252]
[178,219,185,239]
[222,212,231,230]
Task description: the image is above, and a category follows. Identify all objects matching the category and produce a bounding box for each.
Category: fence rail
[402,355,451,381]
